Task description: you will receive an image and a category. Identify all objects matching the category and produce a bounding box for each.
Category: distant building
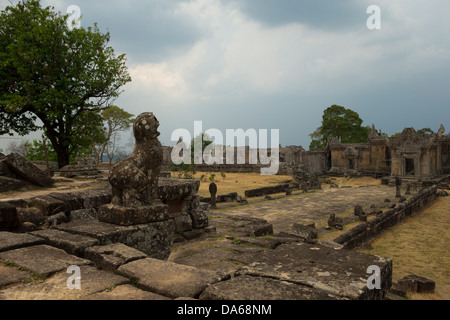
[329,125,450,185]
[161,125,450,186]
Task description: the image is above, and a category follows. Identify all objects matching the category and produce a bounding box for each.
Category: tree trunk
[53,142,71,169]
[45,127,71,169]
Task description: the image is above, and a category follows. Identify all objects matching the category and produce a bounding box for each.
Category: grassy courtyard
[357,195,450,300]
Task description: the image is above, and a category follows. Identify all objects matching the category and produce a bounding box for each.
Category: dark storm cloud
[225,0,371,30]
[44,0,206,64]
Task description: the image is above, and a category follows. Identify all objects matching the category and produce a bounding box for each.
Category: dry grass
[169,171,294,198]
[331,176,382,187]
[357,195,450,300]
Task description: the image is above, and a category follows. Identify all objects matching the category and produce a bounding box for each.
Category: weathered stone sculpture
[209,182,217,209]
[98,112,169,226]
[395,176,402,198]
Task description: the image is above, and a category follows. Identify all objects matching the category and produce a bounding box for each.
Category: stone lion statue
[108,112,163,207]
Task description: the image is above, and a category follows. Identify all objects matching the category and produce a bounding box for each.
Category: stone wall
[244,184,290,198]
[302,151,329,175]
[440,138,450,174]
[333,185,438,249]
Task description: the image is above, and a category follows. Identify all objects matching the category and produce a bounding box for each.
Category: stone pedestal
[98,202,169,226]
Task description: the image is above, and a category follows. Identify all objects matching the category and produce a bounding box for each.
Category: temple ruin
[162,124,450,186]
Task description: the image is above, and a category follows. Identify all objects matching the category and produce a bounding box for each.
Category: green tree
[93,106,135,163]
[417,128,434,135]
[390,127,434,138]
[191,133,214,161]
[0,0,131,168]
[170,133,214,177]
[309,105,368,150]
[25,139,58,163]
[25,137,94,164]
[308,127,325,151]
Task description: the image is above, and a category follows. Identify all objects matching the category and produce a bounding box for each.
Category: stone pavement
[0,205,393,300]
[218,184,397,233]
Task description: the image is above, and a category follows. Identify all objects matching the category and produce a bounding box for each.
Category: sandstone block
[398,275,435,293]
[84,243,147,272]
[117,258,229,298]
[200,275,345,300]
[0,231,44,253]
[0,245,92,277]
[3,153,53,187]
[30,229,100,257]
[98,203,169,226]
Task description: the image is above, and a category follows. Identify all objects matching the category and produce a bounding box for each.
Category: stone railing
[333,185,438,250]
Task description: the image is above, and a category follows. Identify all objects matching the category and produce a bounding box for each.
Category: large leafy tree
[309,105,368,150]
[0,0,131,168]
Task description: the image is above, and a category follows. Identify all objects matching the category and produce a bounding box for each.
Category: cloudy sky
[1,0,449,151]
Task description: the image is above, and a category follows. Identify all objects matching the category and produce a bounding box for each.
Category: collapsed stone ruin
[161,124,450,189]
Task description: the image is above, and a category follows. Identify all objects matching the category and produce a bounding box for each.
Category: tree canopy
[0,0,131,168]
[309,105,368,150]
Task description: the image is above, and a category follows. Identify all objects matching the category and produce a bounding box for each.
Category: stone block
[189,209,208,229]
[26,196,66,216]
[0,176,27,193]
[54,219,175,260]
[244,184,290,198]
[0,202,19,231]
[46,192,83,212]
[235,237,283,249]
[45,212,68,227]
[84,243,147,272]
[0,245,92,277]
[199,275,346,300]
[59,157,100,178]
[117,258,229,298]
[397,275,436,293]
[288,223,318,242]
[236,242,392,300]
[174,213,193,232]
[78,189,112,210]
[158,178,200,203]
[211,214,273,238]
[98,203,169,226]
[30,229,100,257]
[16,207,45,225]
[0,232,44,253]
[3,153,53,187]
[0,264,32,289]
[237,219,273,237]
[0,265,129,300]
[83,284,170,300]
[68,208,98,222]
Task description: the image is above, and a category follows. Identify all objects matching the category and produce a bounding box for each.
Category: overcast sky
[1,0,449,151]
